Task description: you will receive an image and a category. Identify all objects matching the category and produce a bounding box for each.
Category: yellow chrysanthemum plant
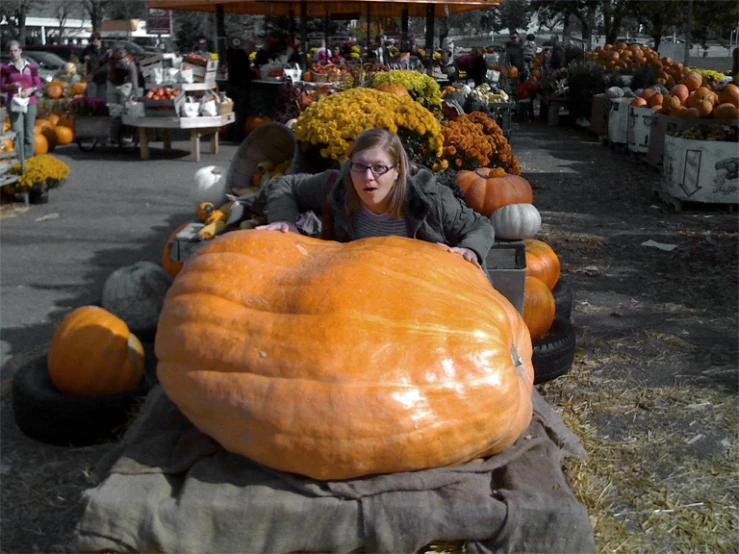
[8,155,71,191]
[294,88,444,168]
[438,112,521,175]
[371,70,442,116]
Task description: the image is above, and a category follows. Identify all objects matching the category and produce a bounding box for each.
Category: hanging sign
[146,7,173,35]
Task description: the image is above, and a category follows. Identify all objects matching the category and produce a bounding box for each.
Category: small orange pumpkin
[455,168,534,216]
[523,238,561,290]
[647,92,664,108]
[46,84,63,99]
[713,103,739,120]
[161,223,190,278]
[33,132,49,156]
[48,306,145,397]
[670,84,690,104]
[682,107,701,119]
[41,126,58,151]
[631,97,648,107]
[717,84,739,108]
[70,82,87,96]
[522,276,556,341]
[375,82,410,97]
[54,125,74,145]
[244,115,272,136]
[680,71,703,92]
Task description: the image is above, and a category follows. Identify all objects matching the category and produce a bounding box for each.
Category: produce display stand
[489,101,514,139]
[0,130,24,204]
[627,105,659,155]
[121,112,235,161]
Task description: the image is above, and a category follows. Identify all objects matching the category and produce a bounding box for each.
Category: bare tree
[81,0,114,35]
[1,0,48,45]
[54,0,80,44]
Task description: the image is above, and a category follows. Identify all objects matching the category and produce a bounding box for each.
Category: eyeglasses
[350,162,396,176]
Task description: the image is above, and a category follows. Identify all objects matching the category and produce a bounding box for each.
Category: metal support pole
[401,7,409,50]
[366,3,372,53]
[425,4,434,75]
[301,0,308,69]
[216,5,226,65]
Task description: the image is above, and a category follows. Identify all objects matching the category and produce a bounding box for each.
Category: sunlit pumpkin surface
[156,230,534,480]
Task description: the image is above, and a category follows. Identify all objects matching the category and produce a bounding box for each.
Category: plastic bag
[126,100,145,118]
[10,95,29,113]
[182,102,200,118]
[180,67,194,84]
[200,100,217,117]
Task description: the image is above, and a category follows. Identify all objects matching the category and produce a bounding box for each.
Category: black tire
[77,138,98,152]
[12,354,151,447]
[532,317,576,384]
[552,278,573,320]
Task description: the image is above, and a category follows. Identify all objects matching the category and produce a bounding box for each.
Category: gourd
[48,306,144,396]
[522,276,555,341]
[605,86,624,99]
[455,168,533,217]
[63,62,77,76]
[156,231,535,480]
[102,261,173,332]
[490,203,541,240]
[191,165,227,207]
[523,238,561,290]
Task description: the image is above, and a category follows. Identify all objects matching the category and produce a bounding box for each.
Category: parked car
[0,51,65,82]
[101,39,159,61]
[23,44,85,62]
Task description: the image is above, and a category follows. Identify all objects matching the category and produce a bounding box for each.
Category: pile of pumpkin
[454,167,563,345]
[45,80,87,100]
[630,75,739,120]
[31,113,76,155]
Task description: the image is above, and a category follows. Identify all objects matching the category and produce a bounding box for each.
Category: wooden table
[121,112,235,161]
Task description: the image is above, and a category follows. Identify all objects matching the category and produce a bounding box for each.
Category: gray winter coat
[266,160,495,264]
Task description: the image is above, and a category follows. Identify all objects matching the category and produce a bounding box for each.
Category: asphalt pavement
[1,137,242,372]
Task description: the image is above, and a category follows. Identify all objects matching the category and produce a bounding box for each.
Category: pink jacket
[1,59,43,105]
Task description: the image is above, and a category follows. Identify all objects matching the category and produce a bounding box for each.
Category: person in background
[505,32,524,75]
[549,35,566,70]
[0,41,43,160]
[515,69,540,122]
[82,32,106,98]
[253,33,286,78]
[312,40,329,64]
[195,37,213,59]
[257,128,494,271]
[468,48,489,87]
[99,45,139,105]
[226,36,251,143]
[522,34,537,72]
[330,45,345,65]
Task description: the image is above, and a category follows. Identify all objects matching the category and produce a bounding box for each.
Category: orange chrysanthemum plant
[439,112,520,175]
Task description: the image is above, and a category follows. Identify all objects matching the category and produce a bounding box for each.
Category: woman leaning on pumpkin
[0,40,43,160]
[257,128,495,271]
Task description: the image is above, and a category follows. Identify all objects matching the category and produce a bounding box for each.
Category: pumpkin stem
[474,170,488,179]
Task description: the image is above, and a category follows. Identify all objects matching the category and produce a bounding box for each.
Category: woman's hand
[255,221,299,233]
[437,243,484,272]
[21,87,34,98]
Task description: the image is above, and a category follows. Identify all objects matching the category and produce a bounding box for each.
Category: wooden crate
[144,91,185,117]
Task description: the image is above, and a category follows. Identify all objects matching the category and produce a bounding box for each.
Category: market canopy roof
[148,0,501,18]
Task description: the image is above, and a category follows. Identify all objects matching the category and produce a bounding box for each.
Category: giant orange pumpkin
[522,276,555,341]
[156,231,535,480]
[48,306,145,397]
[455,168,534,216]
[523,238,561,290]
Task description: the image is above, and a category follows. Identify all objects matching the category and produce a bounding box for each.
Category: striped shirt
[352,204,408,239]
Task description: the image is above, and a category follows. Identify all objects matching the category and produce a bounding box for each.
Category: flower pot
[28,186,49,205]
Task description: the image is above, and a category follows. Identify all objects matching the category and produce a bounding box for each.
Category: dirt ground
[1,121,737,553]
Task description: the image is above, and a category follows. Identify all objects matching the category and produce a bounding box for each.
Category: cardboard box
[140,55,164,80]
[486,239,526,315]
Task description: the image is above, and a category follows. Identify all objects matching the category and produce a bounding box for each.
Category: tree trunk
[563,12,571,46]
[18,5,28,46]
[586,4,596,50]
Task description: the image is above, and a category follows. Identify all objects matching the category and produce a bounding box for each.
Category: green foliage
[630,64,658,91]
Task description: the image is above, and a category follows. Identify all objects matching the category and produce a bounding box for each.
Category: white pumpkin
[490,203,542,240]
[64,62,77,76]
[191,165,227,207]
[102,262,173,331]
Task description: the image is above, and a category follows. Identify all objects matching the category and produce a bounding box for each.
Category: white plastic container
[627,105,658,153]
[662,135,739,204]
[607,98,630,145]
